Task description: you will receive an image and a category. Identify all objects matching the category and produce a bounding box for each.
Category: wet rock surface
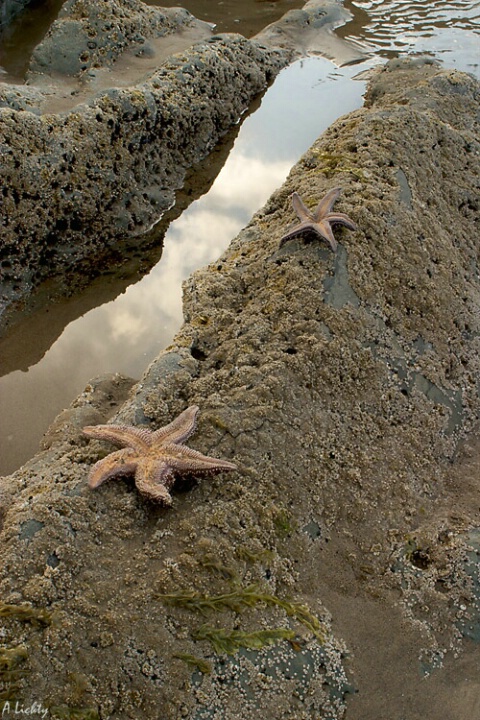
[1,58,480,718]
[27,0,204,78]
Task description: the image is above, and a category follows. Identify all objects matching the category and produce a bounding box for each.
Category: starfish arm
[150,405,199,445]
[279,221,317,247]
[313,188,342,219]
[87,448,138,489]
[325,212,356,230]
[315,221,338,252]
[291,192,314,222]
[83,424,152,452]
[135,460,175,505]
[163,443,237,475]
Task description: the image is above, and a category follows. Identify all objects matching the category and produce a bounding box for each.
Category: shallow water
[340,0,480,74]
[0,0,479,475]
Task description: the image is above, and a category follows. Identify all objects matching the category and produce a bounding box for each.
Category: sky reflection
[0,56,371,475]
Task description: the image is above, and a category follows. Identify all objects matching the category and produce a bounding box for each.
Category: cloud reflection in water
[0,56,371,475]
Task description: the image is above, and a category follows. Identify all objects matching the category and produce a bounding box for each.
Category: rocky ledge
[0,58,479,719]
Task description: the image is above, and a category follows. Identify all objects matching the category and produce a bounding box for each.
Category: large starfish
[83,405,236,505]
[279,188,356,252]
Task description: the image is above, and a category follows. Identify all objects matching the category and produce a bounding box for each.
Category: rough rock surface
[0,58,479,719]
[27,0,206,78]
[0,0,289,331]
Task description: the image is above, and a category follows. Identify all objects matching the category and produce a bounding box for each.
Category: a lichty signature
[1,702,48,719]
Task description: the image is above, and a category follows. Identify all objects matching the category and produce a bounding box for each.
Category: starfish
[279,188,356,252]
[83,405,237,505]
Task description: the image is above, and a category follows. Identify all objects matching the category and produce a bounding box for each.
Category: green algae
[0,602,52,628]
[272,508,297,538]
[158,583,326,643]
[174,653,212,674]
[0,603,52,702]
[0,645,28,701]
[235,546,274,564]
[0,645,28,673]
[311,150,366,180]
[198,553,238,580]
[192,626,295,655]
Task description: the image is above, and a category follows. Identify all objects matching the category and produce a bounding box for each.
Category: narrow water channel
[0,0,479,476]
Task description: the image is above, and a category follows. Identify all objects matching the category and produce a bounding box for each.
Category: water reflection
[151,0,308,37]
[0,57,370,475]
[340,0,480,73]
[0,0,64,81]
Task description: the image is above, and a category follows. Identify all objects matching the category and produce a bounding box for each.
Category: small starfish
[279,188,356,252]
[83,405,236,505]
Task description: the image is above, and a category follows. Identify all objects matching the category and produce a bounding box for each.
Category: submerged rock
[256,0,364,64]
[0,58,479,718]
